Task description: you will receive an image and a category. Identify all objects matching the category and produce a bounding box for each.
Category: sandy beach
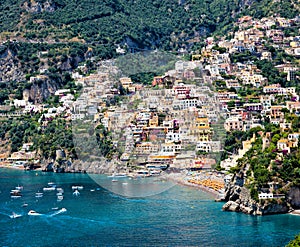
[163,171,224,199]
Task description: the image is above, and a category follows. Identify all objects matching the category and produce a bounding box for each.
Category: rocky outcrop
[222,173,291,215]
[22,0,62,13]
[0,46,25,82]
[28,78,60,103]
[287,186,300,209]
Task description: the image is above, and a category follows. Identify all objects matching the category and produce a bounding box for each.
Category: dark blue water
[1,168,300,247]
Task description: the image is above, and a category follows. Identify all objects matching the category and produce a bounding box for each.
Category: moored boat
[108,172,128,178]
[72,185,84,190]
[35,192,43,198]
[43,187,56,192]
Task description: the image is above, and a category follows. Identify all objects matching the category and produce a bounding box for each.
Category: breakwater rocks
[222,173,291,216]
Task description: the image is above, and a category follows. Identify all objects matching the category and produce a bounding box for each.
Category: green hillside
[0,0,298,55]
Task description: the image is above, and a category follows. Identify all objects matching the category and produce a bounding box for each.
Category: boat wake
[0,210,22,219]
[28,208,67,217]
[49,208,67,217]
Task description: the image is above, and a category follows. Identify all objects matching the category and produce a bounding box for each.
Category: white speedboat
[60,208,67,213]
[73,190,80,196]
[28,210,42,216]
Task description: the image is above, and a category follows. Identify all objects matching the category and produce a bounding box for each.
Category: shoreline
[163,172,222,199]
[289,210,300,216]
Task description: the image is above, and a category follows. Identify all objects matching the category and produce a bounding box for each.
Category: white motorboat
[28,210,42,216]
[43,187,56,192]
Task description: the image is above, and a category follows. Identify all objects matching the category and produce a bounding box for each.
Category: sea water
[1,168,300,247]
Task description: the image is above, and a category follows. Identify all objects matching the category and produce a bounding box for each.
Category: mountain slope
[0,0,298,53]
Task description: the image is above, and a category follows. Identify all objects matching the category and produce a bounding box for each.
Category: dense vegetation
[226,113,300,201]
[0,114,75,159]
[0,0,298,56]
[287,233,300,247]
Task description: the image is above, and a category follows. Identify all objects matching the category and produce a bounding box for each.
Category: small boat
[10,212,22,219]
[43,187,56,192]
[72,185,83,190]
[56,188,64,193]
[28,210,42,216]
[57,195,64,201]
[111,179,118,182]
[90,189,95,192]
[60,208,67,213]
[108,173,128,178]
[122,182,128,185]
[15,185,23,190]
[22,203,28,207]
[35,192,43,198]
[47,182,56,187]
[73,190,80,196]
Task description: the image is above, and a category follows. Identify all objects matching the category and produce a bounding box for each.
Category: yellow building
[190,117,212,141]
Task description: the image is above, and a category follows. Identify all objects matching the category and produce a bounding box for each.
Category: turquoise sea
[1,168,300,247]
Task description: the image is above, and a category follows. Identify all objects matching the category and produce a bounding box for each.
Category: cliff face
[287,186,300,209]
[0,46,25,82]
[222,173,290,215]
[28,79,60,103]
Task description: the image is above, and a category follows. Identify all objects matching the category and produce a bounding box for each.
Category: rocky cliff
[222,172,292,215]
[27,78,60,103]
[0,45,25,82]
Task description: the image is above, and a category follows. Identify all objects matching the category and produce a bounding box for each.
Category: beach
[163,171,225,199]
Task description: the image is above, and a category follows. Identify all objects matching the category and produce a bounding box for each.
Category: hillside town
[1,15,300,197]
